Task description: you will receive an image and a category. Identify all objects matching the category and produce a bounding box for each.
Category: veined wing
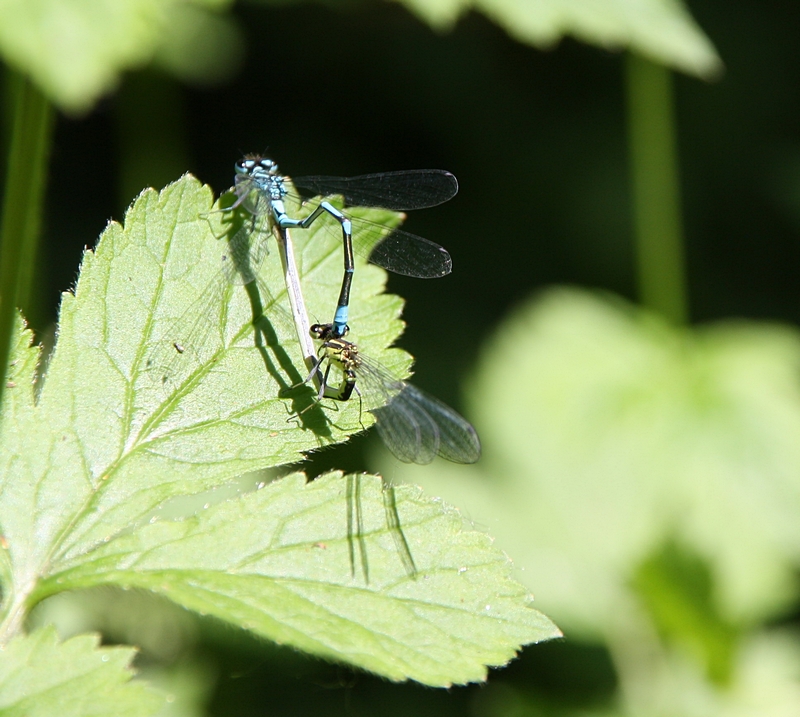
[355,353,481,465]
[145,207,273,388]
[293,169,458,211]
[288,188,453,278]
[364,226,452,278]
[221,203,272,286]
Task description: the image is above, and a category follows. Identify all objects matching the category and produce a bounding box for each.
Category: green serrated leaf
[0,175,400,572]
[395,0,722,79]
[1,313,40,416]
[392,288,800,637]
[33,472,559,686]
[0,0,234,114]
[0,174,558,685]
[0,315,41,595]
[0,173,402,584]
[0,625,163,716]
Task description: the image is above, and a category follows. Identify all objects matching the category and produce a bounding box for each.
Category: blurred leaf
[152,4,244,87]
[629,629,800,717]
[0,0,234,114]
[0,626,163,716]
[396,0,722,79]
[142,659,216,717]
[29,587,199,664]
[0,175,558,685]
[514,629,800,717]
[391,0,468,28]
[392,288,800,639]
[722,630,800,717]
[632,540,739,685]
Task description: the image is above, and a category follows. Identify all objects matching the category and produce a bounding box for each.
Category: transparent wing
[145,204,273,388]
[331,215,452,278]
[285,186,452,279]
[366,228,452,278]
[355,354,481,465]
[293,170,458,211]
[373,387,440,464]
[386,383,482,464]
[222,203,272,285]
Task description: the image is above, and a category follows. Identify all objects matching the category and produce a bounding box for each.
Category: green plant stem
[625,53,688,324]
[0,70,55,402]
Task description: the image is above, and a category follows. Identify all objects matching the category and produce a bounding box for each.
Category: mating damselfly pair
[154,155,480,465]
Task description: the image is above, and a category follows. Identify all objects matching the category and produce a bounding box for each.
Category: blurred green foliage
[0,0,239,115]
[2,0,800,715]
[395,0,721,78]
[400,287,800,713]
[633,540,739,685]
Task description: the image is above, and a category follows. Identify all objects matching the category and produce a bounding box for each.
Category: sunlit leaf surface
[42,471,558,685]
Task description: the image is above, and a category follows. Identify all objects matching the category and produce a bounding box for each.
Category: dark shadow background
[19,0,800,713]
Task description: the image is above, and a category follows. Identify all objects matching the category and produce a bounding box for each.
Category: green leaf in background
[0,626,163,716]
[0,175,559,687]
[0,0,238,114]
[391,0,467,28]
[396,0,723,79]
[0,0,721,114]
[614,628,800,716]
[632,540,739,685]
[150,3,243,87]
[389,287,800,694]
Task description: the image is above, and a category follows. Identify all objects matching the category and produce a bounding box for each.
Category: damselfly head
[310,323,349,341]
[235,155,279,178]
